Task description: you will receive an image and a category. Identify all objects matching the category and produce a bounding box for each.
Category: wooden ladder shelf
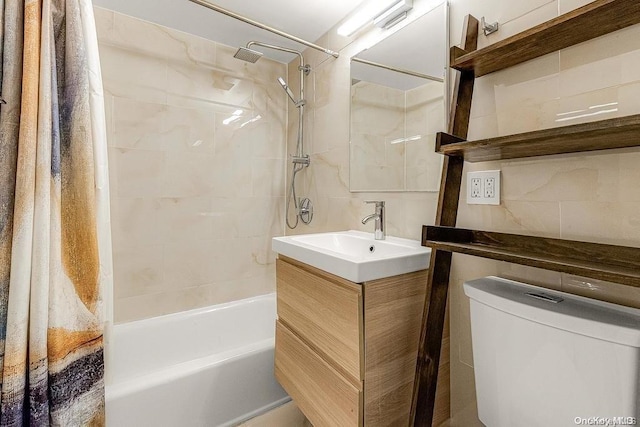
[411,1,640,425]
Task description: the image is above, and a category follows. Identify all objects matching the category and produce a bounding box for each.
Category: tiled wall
[282,0,640,425]
[350,81,406,191]
[95,7,287,323]
[350,80,444,191]
[405,82,445,191]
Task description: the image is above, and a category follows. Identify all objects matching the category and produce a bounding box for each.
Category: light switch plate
[467,170,500,205]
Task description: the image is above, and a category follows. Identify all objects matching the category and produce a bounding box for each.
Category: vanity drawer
[275,321,362,427]
[276,257,363,382]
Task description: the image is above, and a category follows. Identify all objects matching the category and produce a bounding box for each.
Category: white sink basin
[272,230,431,283]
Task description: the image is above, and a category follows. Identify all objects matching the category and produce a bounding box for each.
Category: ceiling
[92,0,368,63]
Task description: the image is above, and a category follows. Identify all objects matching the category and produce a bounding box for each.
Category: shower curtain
[0,0,111,425]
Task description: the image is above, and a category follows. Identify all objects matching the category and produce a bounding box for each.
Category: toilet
[464,276,640,427]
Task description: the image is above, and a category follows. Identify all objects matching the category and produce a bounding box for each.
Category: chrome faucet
[362,201,385,240]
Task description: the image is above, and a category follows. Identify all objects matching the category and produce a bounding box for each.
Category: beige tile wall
[95,7,287,323]
[283,0,640,425]
[350,81,406,191]
[350,80,444,191]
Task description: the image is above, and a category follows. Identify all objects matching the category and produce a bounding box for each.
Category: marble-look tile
[500,153,619,202]
[560,201,640,246]
[161,151,216,198]
[315,55,350,111]
[458,200,562,238]
[163,105,216,152]
[558,56,622,99]
[401,192,440,238]
[617,150,640,202]
[470,77,499,120]
[547,86,620,127]
[307,148,351,198]
[617,82,640,118]
[98,43,168,104]
[108,11,186,60]
[100,8,287,322]
[405,135,443,191]
[112,245,164,299]
[109,147,164,198]
[621,49,640,85]
[162,238,253,289]
[561,275,640,309]
[351,133,387,167]
[114,282,224,324]
[166,62,254,112]
[314,101,350,154]
[493,73,561,134]
[497,265,562,290]
[253,159,285,198]
[111,198,162,248]
[467,114,499,140]
[560,23,640,71]
[112,97,166,150]
[99,9,219,68]
[157,197,214,242]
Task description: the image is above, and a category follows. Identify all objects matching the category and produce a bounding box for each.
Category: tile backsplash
[96,7,287,323]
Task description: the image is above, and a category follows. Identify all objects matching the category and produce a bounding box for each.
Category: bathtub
[105,293,289,427]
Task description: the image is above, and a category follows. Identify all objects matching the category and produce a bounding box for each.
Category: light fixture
[337,0,413,37]
[374,0,412,29]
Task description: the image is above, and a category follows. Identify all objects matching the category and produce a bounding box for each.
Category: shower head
[278,77,298,105]
[234,47,263,63]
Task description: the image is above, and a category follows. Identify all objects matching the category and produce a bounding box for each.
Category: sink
[272,230,431,283]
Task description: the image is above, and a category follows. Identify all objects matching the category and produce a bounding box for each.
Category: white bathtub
[105,294,289,427]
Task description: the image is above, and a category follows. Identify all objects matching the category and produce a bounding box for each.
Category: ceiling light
[374,0,412,29]
[337,0,413,37]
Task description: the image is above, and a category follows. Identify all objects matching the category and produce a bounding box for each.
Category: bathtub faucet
[362,201,385,240]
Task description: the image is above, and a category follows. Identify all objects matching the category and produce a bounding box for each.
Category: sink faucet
[362,201,385,240]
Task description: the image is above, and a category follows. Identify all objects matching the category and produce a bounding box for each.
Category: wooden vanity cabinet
[274,256,433,426]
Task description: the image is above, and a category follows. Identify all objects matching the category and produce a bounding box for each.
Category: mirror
[350,3,447,192]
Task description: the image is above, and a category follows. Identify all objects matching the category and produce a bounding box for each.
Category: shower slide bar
[351,57,444,82]
[188,0,340,58]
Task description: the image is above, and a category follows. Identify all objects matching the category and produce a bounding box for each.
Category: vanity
[272,231,433,426]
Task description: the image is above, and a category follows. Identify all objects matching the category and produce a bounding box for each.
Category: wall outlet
[467,170,500,205]
[485,177,495,198]
[471,178,482,198]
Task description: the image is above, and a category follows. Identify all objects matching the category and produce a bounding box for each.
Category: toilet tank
[464,276,640,427]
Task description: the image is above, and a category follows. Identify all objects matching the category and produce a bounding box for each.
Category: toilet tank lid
[464,276,640,348]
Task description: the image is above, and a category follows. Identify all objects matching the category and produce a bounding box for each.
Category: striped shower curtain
[0,0,111,425]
